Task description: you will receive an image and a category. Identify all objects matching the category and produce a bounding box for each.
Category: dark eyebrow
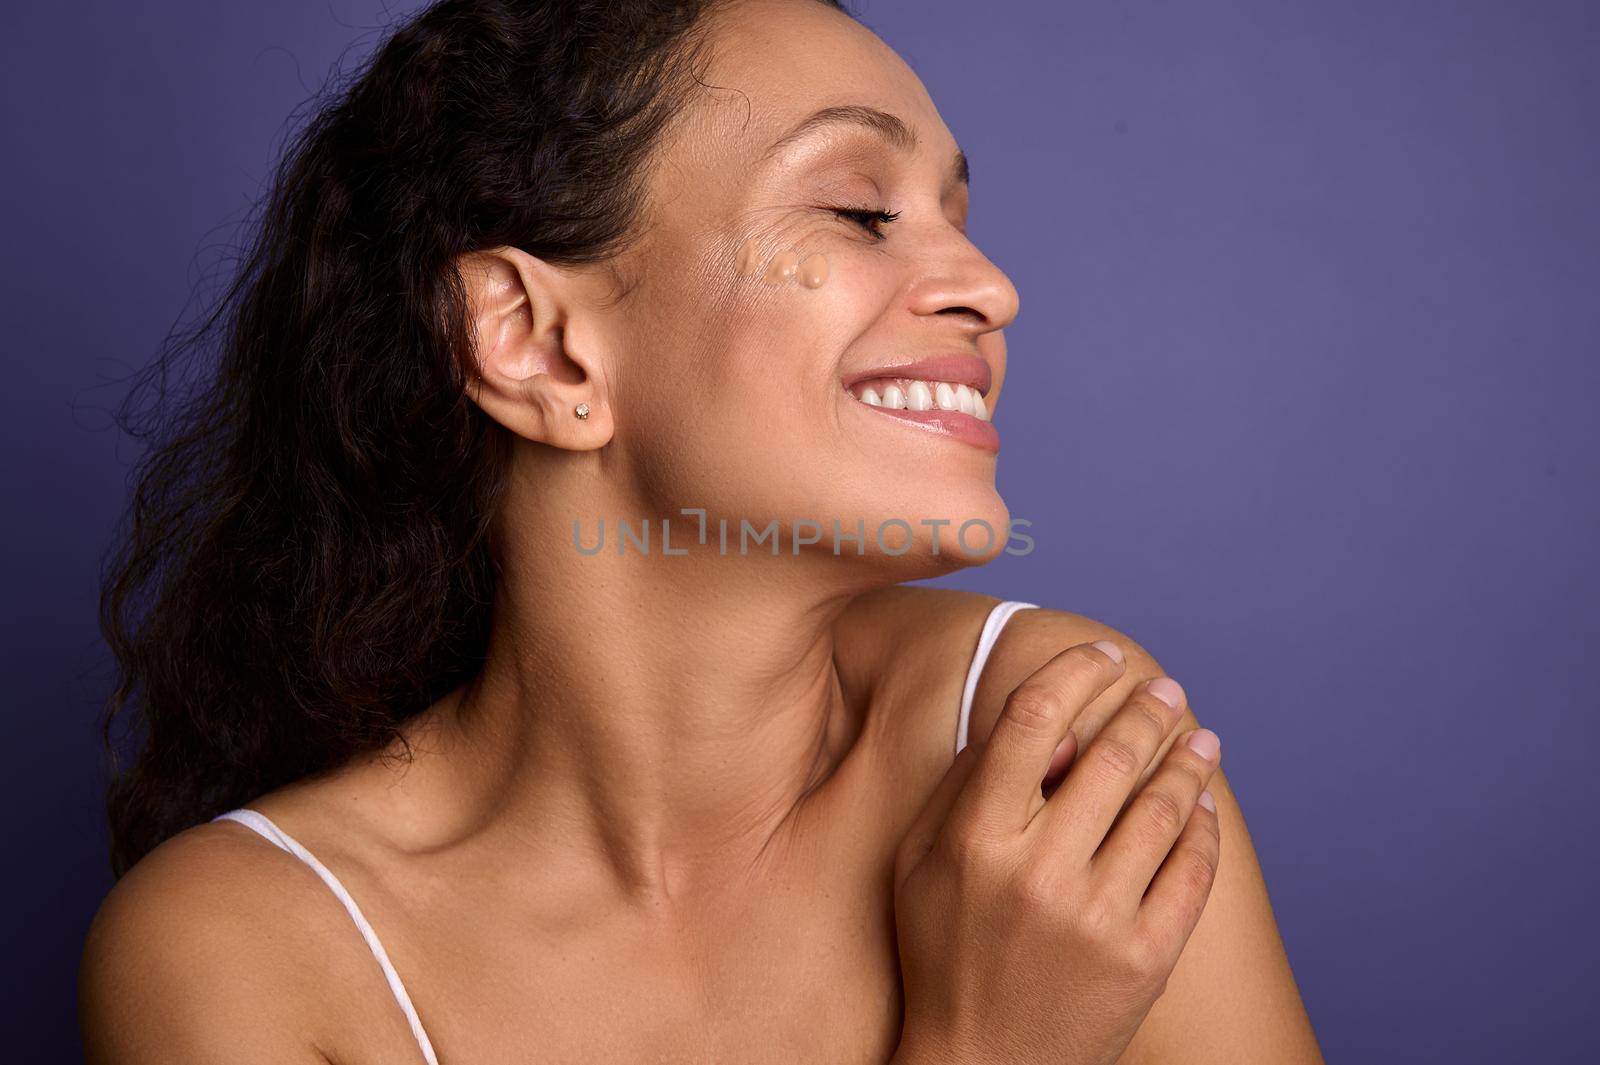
[763,104,970,187]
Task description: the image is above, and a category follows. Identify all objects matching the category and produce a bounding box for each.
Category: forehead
[653,0,955,200]
[701,0,922,112]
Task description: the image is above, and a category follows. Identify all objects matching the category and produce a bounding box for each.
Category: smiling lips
[840,354,1000,453]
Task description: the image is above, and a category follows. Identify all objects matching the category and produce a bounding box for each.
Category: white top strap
[956,600,1039,755]
[211,808,440,1065]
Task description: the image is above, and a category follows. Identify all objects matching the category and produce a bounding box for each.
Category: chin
[809,475,1014,580]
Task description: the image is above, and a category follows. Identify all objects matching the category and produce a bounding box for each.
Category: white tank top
[212,598,1038,1063]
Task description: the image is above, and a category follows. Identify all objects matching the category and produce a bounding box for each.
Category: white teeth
[848,377,989,418]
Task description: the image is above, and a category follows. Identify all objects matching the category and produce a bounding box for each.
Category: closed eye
[828,205,900,240]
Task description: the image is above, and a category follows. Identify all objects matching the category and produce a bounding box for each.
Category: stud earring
[574,403,590,420]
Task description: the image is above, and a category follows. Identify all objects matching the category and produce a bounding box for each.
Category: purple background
[4,1,1596,1061]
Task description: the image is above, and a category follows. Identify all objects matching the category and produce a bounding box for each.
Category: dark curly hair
[98,0,852,876]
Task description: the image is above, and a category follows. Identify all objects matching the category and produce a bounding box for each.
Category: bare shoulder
[965,604,1182,758]
[834,584,1007,701]
[956,604,1327,1063]
[962,603,1238,807]
[835,589,1180,776]
[830,586,996,785]
[834,586,1039,774]
[78,820,397,1064]
[834,584,1002,661]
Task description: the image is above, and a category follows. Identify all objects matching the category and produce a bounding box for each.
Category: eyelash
[829,205,901,240]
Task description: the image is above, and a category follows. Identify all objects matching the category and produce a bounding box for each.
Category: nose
[905,227,1021,335]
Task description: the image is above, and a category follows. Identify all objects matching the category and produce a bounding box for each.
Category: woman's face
[597,0,1021,573]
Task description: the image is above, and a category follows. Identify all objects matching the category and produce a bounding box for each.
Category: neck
[413,467,886,908]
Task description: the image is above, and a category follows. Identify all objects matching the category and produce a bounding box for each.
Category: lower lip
[849,398,1001,453]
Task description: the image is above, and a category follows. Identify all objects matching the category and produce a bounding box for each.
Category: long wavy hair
[98,0,851,876]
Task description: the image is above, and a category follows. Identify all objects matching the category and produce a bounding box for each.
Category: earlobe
[456,247,612,450]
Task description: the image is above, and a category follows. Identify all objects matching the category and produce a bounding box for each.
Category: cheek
[613,229,906,505]
[725,228,895,362]
[656,220,869,357]
[699,225,897,413]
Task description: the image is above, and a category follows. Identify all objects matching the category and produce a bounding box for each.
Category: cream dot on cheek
[798,252,829,288]
[735,238,764,278]
[762,248,801,284]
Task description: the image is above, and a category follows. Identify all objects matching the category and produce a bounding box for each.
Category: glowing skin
[74,2,1324,1062]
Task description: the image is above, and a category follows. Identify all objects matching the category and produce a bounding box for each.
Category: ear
[456,246,613,449]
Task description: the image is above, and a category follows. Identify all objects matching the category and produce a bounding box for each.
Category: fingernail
[1185,728,1221,761]
[1091,639,1123,665]
[1197,790,1217,812]
[1145,676,1184,710]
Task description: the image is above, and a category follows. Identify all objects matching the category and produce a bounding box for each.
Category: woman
[81,1,1323,1061]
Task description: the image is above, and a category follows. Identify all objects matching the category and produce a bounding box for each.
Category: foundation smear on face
[797,252,829,288]
[763,248,800,284]
[736,238,829,289]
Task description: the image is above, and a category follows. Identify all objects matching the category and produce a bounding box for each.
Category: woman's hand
[890,641,1223,1065]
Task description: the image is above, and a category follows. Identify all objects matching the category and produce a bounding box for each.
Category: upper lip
[840,354,993,397]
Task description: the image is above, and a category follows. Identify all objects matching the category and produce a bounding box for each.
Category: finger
[1029,677,1189,859]
[1041,727,1080,794]
[950,640,1125,839]
[894,740,985,893]
[1091,727,1222,906]
[1136,785,1222,962]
